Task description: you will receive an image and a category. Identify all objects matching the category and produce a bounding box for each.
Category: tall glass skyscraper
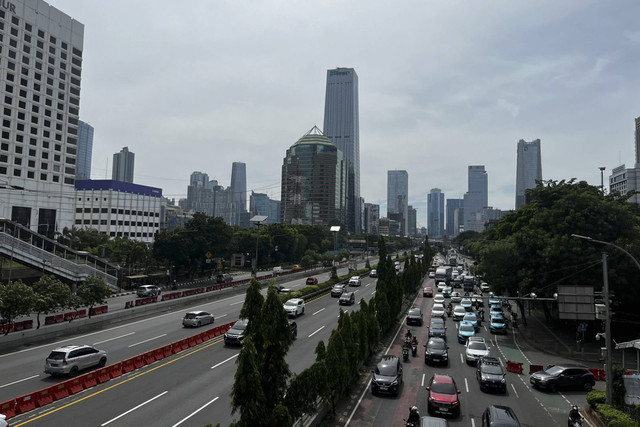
[112,146,135,183]
[387,170,408,236]
[230,162,247,225]
[463,166,488,233]
[76,120,94,180]
[427,188,445,238]
[515,139,542,209]
[323,68,360,233]
[446,198,464,237]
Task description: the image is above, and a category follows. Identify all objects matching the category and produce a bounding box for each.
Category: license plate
[379,386,388,390]
[439,407,448,412]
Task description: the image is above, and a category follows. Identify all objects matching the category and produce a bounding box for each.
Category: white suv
[45,345,107,376]
[349,276,361,286]
[283,298,305,317]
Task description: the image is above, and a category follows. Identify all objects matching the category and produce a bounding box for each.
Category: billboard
[557,285,595,320]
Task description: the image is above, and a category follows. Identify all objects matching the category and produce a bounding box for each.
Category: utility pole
[602,252,613,405]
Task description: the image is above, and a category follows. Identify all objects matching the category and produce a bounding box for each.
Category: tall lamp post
[599,167,606,194]
[571,233,640,405]
[330,226,341,265]
[250,215,268,277]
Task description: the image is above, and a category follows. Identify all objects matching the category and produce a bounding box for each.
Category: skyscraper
[230,162,247,225]
[635,117,640,166]
[407,205,417,237]
[323,67,360,233]
[427,188,445,238]
[281,127,345,226]
[446,198,464,237]
[515,139,542,209]
[76,120,94,180]
[112,146,135,183]
[387,170,409,236]
[463,166,488,233]
[363,203,380,235]
[0,0,84,234]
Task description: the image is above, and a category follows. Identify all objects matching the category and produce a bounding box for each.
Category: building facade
[76,120,93,180]
[407,205,417,237]
[446,198,464,238]
[323,67,361,233]
[363,202,380,235]
[280,127,345,226]
[0,0,84,235]
[427,188,445,239]
[230,161,247,226]
[463,165,488,233]
[249,191,280,224]
[112,146,134,183]
[610,164,640,204]
[515,139,542,209]
[387,170,408,236]
[74,180,163,243]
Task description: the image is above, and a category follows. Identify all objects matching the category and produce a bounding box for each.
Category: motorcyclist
[568,405,582,426]
[406,406,420,425]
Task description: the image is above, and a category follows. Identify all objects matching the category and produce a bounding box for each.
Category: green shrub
[587,390,606,409]
[595,404,637,426]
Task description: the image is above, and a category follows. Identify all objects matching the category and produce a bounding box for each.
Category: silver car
[45,345,107,376]
[182,311,215,327]
[136,285,161,297]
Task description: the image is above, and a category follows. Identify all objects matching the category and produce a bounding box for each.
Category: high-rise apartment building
[363,203,380,235]
[427,188,445,239]
[515,139,542,209]
[323,67,360,233]
[281,127,345,226]
[75,120,93,180]
[387,170,408,236]
[609,117,640,204]
[463,166,488,233]
[112,146,134,183]
[446,198,464,238]
[635,117,640,166]
[230,162,247,226]
[0,1,84,235]
[407,205,417,237]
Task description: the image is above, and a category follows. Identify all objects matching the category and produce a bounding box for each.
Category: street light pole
[599,167,606,194]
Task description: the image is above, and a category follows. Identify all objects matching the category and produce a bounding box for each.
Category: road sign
[205,252,212,259]
[557,285,595,320]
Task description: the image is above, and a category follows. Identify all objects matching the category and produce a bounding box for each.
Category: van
[273,266,283,274]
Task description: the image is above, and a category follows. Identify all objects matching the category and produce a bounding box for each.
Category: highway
[2,264,380,426]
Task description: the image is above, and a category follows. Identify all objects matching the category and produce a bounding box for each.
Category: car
[431,303,445,318]
[273,266,283,274]
[283,298,305,317]
[136,285,161,297]
[442,286,452,298]
[457,321,476,343]
[224,319,248,345]
[331,284,347,297]
[476,356,506,393]
[0,413,7,427]
[182,311,214,327]
[275,285,292,295]
[465,338,490,364]
[428,317,447,340]
[488,296,500,306]
[426,374,460,417]
[291,264,302,271]
[419,416,449,426]
[481,405,521,426]
[460,298,473,311]
[436,282,446,293]
[369,269,378,278]
[480,282,490,292]
[424,337,449,365]
[462,312,479,331]
[371,355,403,396]
[472,294,484,307]
[44,345,107,376]
[305,277,318,286]
[452,306,467,321]
[433,294,445,305]
[450,291,462,304]
[452,277,462,288]
[489,315,508,334]
[407,307,423,326]
[423,286,434,297]
[339,291,356,305]
[215,273,233,283]
[530,364,596,392]
[428,271,436,278]
[349,276,362,286]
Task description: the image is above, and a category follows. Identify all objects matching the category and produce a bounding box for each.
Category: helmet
[410,406,418,414]
[572,405,578,411]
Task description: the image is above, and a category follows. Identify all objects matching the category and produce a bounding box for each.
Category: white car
[450,292,462,304]
[465,339,490,364]
[182,311,214,327]
[436,282,446,293]
[431,303,446,318]
[283,298,305,317]
[428,271,435,278]
[453,306,467,321]
[433,294,446,305]
[349,276,362,286]
[480,282,490,292]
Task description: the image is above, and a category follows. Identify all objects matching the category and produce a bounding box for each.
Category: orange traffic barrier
[153,348,165,362]
[15,392,37,414]
[162,344,173,358]
[195,333,204,345]
[125,301,133,309]
[35,388,53,407]
[83,372,97,388]
[0,399,17,419]
[144,351,156,365]
[529,364,544,375]
[133,355,145,369]
[188,336,197,347]
[506,360,523,374]
[78,309,87,318]
[52,383,69,401]
[598,368,606,381]
[110,362,123,378]
[66,377,84,395]
[97,368,110,384]
[171,342,182,354]
[122,358,135,373]
[589,368,599,380]
[45,315,56,325]
[179,338,189,351]
[54,314,64,323]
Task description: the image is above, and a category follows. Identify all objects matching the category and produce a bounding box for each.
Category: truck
[434,266,453,284]
[463,275,475,292]
[449,257,457,267]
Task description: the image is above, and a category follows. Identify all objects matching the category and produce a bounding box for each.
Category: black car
[428,318,447,340]
[424,337,449,365]
[224,319,248,346]
[530,364,595,392]
[476,357,506,393]
[481,405,521,426]
[407,307,423,326]
[339,291,356,305]
[371,355,403,396]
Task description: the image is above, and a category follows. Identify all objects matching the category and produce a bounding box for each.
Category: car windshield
[468,342,486,350]
[184,313,198,319]
[233,320,248,330]
[545,366,566,375]
[431,319,444,327]
[428,340,446,349]
[284,301,298,307]
[493,318,505,325]
[409,309,420,316]
[333,285,342,289]
[460,324,474,332]
[464,314,477,321]
[455,308,466,313]
[47,351,66,360]
[482,364,503,374]
[376,363,398,376]
[431,381,456,394]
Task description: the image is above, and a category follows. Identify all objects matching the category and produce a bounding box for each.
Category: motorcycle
[411,340,418,357]
[446,306,452,317]
[402,344,410,362]
[405,406,420,427]
[568,419,582,427]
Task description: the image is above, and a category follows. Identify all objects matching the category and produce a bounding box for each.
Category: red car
[306,277,318,286]
[426,374,461,417]
[423,286,433,297]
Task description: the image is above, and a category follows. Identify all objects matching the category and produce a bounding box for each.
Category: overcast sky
[52,0,640,228]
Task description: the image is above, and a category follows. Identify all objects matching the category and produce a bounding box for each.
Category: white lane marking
[421,373,425,387]
[483,325,488,332]
[365,283,371,287]
[216,314,227,319]
[371,291,376,295]
[460,354,464,364]
[211,354,239,370]
[471,418,476,427]
[465,377,469,392]
[172,396,219,427]
[511,383,519,398]
[93,332,135,345]
[128,334,167,348]
[309,326,325,338]
[101,391,168,426]
[313,308,326,316]
[230,301,244,306]
[0,374,39,389]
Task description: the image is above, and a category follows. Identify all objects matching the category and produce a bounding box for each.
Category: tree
[76,275,112,318]
[323,329,349,413]
[32,275,72,329]
[231,338,267,426]
[0,281,36,334]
